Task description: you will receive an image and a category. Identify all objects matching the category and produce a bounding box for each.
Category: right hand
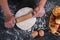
[34,6,45,17]
[4,16,16,28]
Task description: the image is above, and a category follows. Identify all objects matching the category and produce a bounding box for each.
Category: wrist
[38,5,44,9]
[38,4,44,8]
[38,0,47,8]
[5,15,13,22]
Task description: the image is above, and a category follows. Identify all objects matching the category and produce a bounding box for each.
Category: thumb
[33,11,37,17]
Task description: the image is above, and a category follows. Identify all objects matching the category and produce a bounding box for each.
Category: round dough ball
[31,31,38,38]
[39,30,44,37]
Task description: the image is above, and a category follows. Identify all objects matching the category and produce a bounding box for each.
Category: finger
[9,18,15,28]
[11,17,16,24]
[33,11,37,17]
[9,21,15,28]
[38,11,45,17]
[12,19,16,24]
[11,20,15,27]
[38,13,43,17]
[5,23,11,28]
[6,21,14,28]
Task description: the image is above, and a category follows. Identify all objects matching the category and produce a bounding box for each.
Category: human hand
[34,6,45,17]
[4,16,16,28]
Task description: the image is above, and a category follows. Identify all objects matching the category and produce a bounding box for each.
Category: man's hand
[34,6,45,17]
[33,0,47,17]
[4,16,16,28]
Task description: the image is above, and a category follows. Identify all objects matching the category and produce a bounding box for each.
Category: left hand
[4,16,16,28]
[34,6,45,17]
